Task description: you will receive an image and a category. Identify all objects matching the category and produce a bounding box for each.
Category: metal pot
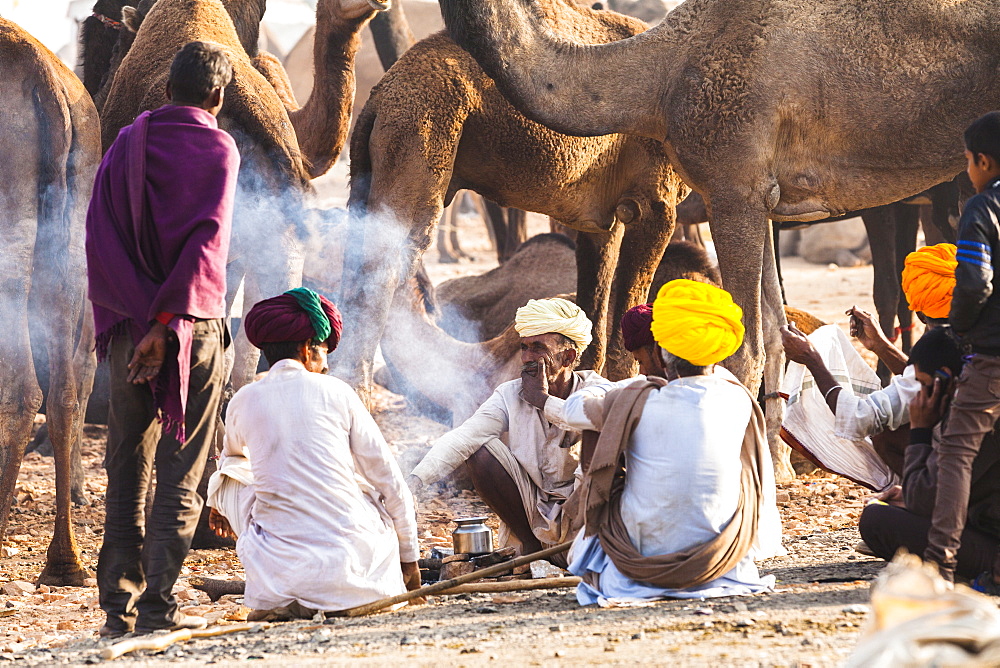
[452,517,493,555]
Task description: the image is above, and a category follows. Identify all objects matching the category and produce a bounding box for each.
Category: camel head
[80,0,130,97]
[329,0,392,22]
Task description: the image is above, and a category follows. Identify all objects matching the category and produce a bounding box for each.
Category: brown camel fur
[0,18,101,586]
[440,0,1000,479]
[336,0,686,407]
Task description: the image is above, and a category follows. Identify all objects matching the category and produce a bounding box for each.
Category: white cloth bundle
[780,325,900,492]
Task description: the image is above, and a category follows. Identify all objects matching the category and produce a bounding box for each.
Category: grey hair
[660,348,711,377]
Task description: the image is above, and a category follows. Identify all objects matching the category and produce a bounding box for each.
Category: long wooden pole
[434,576,580,595]
[101,623,261,661]
[332,541,573,617]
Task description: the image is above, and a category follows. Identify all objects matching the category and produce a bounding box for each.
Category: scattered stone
[631,632,645,640]
[0,547,19,558]
[842,604,869,615]
[400,636,416,646]
[734,619,755,628]
[471,547,516,568]
[440,561,476,580]
[732,601,749,613]
[460,646,483,654]
[550,625,564,632]
[529,561,565,579]
[554,650,566,658]
[1,581,34,596]
[693,608,713,615]
[473,606,499,614]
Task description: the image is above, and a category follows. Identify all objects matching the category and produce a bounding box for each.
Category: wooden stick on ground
[434,576,580,595]
[101,623,261,661]
[332,541,573,618]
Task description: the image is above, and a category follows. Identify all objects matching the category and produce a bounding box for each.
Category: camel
[95,0,387,388]
[0,18,101,586]
[335,0,687,411]
[438,0,1000,478]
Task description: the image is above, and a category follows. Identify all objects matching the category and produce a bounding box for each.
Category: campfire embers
[420,546,531,582]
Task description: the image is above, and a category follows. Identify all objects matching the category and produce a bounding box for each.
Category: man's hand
[872,484,905,509]
[401,561,425,605]
[520,358,550,409]
[208,507,235,539]
[847,306,888,352]
[909,375,951,429]
[780,323,821,366]
[128,322,170,384]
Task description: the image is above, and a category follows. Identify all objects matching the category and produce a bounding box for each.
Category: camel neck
[288,7,372,178]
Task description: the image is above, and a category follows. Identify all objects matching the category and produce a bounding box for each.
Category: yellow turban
[651,279,744,366]
[901,243,957,319]
[514,297,593,354]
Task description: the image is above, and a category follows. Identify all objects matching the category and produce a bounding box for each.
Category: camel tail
[33,77,75,298]
[347,100,378,215]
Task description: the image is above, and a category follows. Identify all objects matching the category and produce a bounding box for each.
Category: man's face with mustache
[520,333,574,382]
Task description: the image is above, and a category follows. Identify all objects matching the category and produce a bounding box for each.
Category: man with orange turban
[561,280,782,604]
[901,243,958,322]
[206,288,421,619]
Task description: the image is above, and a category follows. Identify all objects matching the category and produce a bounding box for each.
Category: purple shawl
[86,105,239,442]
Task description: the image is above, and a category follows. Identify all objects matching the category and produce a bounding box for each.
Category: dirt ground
[1,189,906,666]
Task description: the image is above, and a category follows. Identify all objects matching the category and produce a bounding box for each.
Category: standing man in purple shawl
[86,41,240,637]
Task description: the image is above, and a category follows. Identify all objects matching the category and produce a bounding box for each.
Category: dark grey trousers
[97,319,225,632]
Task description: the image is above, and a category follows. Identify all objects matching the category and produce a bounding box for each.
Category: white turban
[514,298,593,354]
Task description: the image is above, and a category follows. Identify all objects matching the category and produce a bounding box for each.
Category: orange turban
[901,243,957,319]
[651,279,744,366]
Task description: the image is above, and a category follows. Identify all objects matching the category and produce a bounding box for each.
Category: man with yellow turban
[408,297,606,556]
[560,280,782,603]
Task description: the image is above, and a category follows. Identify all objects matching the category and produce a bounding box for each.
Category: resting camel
[97,0,387,388]
[440,0,1000,478]
[384,235,824,426]
[336,0,687,411]
[0,18,101,586]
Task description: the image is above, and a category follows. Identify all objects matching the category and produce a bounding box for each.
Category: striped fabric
[957,240,992,269]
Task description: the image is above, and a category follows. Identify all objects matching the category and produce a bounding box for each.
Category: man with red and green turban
[207,288,421,619]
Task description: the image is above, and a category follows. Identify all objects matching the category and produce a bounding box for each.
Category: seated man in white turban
[407,298,606,556]
[562,280,782,604]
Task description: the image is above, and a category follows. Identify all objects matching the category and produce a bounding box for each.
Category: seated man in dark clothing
[859,328,1000,585]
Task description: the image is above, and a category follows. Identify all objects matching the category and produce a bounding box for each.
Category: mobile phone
[934,369,951,383]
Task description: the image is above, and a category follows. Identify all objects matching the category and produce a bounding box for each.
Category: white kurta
[218,359,419,612]
[563,369,779,603]
[780,324,917,492]
[410,370,606,544]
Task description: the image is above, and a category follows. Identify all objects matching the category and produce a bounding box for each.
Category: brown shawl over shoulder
[574,376,767,590]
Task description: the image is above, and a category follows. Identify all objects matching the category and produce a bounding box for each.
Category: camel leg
[761,220,794,482]
[862,206,901,385]
[603,210,677,381]
[229,181,306,390]
[335,150,452,404]
[70,305,97,508]
[437,203,461,264]
[482,199,507,261]
[36,284,90,586]
[709,201,769,391]
[0,218,44,549]
[505,208,528,261]
[574,226,623,374]
[893,206,920,353]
